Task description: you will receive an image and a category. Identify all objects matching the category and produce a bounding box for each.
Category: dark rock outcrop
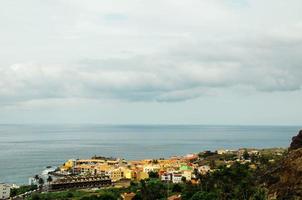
[267,148,302,199]
[264,130,302,199]
[289,130,302,150]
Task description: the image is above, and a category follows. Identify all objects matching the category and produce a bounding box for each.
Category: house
[184,154,198,161]
[217,149,227,155]
[172,173,182,183]
[168,194,181,200]
[29,177,38,185]
[143,165,160,173]
[121,192,136,200]
[120,167,133,179]
[132,170,149,181]
[0,183,10,199]
[181,170,192,181]
[161,173,172,182]
[198,165,211,174]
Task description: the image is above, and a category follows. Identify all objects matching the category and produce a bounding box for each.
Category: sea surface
[0,124,300,184]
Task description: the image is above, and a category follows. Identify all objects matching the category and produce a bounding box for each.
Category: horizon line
[0,123,301,127]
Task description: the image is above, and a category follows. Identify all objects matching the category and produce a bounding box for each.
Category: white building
[198,165,211,174]
[143,165,160,173]
[217,149,227,155]
[161,173,172,182]
[0,183,10,199]
[29,177,38,185]
[172,173,182,183]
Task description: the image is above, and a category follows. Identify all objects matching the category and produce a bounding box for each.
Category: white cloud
[0,0,302,105]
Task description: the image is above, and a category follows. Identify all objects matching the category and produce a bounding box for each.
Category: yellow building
[181,170,192,181]
[109,168,123,182]
[60,159,76,171]
[75,165,97,175]
[135,171,149,181]
[96,164,111,176]
[121,167,133,179]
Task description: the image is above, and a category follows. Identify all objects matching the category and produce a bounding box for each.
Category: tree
[191,191,219,200]
[209,160,216,169]
[250,154,257,163]
[251,188,268,200]
[181,181,199,200]
[80,193,116,200]
[31,193,41,200]
[38,177,44,189]
[152,159,158,164]
[47,176,53,184]
[148,171,159,178]
[133,193,143,200]
[172,184,182,193]
[98,192,116,200]
[10,185,37,197]
[139,179,166,200]
[259,155,269,165]
[243,149,250,160]
[34,175,40,180]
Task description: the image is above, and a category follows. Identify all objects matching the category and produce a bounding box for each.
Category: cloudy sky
[0,0,302,125]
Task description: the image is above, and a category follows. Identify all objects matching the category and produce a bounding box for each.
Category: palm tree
[33,175,40,186]
[38,177,44,190]
[34,174,40,180]
[47,176,53,184]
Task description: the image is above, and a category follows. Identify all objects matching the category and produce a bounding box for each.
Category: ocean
[0,124,300,184]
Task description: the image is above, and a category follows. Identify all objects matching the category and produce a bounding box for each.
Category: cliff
[266,130,302,199]
[289,130,302,150]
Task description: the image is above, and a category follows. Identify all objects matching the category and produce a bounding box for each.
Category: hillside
[266,130,302,199]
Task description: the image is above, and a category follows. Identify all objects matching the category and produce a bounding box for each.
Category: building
[133,170,149,181]
[184,154,198,161]
[143,165,160,173]
[50,176,111,191]
[179,165,192,171]
[74,164,97,175]
[161,173,172,182]
[108,168,123,182]
[60,159,76,172]
[121,192,136,200]
[181,170,192,181]
[29,177,38,185]
[0,183,10,200]
[121,167,133,179]
[168,194,181,200]
[198,165,211,174]
[172,173,182,183]
[217,149,227,155]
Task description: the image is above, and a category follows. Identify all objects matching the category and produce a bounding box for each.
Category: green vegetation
[11,185,37,197]
[25,163,270,200]
[25,148,287,200]
[191,162,268,200]
[27,189,121,200]
[148,171,159,178]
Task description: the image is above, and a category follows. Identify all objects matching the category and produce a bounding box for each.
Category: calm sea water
[0,124,300,184]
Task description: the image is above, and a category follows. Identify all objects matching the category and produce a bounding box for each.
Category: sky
[0,0,302,125]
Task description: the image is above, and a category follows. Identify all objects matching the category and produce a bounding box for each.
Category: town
[2,147,285,200]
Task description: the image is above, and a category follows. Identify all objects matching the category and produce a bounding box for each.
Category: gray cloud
[0,0,302,105]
